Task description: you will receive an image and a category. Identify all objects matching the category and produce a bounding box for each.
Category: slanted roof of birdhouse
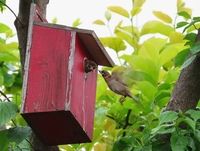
[34,22,115,67]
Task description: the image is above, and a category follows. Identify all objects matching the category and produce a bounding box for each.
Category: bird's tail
[127,93,140,104]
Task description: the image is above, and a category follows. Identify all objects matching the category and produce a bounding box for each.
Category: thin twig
[25,138,35,150]
[106,21,113,36]
[173,15,178,29]
[106,114,116,121]
[193,23,198,30]
[0,1,23,25]
[0,90,35,149]
[122,109,132,136]
[0,90,11,102]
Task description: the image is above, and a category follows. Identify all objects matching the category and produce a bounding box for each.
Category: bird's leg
[119,96,126,104]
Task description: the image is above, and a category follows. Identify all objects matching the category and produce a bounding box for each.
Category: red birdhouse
[21,4,114,145]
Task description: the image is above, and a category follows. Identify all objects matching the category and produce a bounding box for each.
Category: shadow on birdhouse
[21,3,114,145]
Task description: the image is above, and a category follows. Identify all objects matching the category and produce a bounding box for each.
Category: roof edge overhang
[33,22,115,67]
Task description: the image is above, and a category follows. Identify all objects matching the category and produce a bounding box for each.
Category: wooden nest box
[21,4,114,145]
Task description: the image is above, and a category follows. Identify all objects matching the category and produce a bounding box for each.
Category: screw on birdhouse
[84,58,97,73]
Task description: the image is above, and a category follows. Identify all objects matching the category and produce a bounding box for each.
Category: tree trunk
[166,29,200,112]
[14,0,59,150]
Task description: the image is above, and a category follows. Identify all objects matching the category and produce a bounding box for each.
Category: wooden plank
[24,25,71,112]
[70,35,97,138]
[21,3,36,112]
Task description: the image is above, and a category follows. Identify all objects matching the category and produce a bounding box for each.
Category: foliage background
[0,0,200,150]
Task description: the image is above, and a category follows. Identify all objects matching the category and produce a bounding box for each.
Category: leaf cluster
[69,0,200,151]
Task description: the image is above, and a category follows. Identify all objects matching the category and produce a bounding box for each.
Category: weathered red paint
[21,3,114,146]
[22,24,97,145]
[23,25,70,113]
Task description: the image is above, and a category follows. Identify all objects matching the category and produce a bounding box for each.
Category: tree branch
[0,1,23,25]
[15,0,59,150]
[166,29,200,112]
[0,90,11,102]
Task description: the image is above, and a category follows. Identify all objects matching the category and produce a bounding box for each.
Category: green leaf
[0,42,19,56]
[184,33,197,41]
[130,55,160,83]
[7,127,31,144]
[193,17,200,21]
[72,18,81,27]
[160,43,188,65]
[164,69,179,84]
[93,19,105,25]
[184,33,197,46]
[170,132,188,151]
[187,137,196,151]
[105,10,112,21]
[131,0,145,16]
[182,17,200,33]
[133,0,146,8]
[176,21,189,28]
[151,124,175,136]
[112,136,136,151]
[186,109,200,122]
[0,69,3,85]
[159,111,178,125]
[183,117,196,131]
[136,81,157,101]
[174,48,189,67]
[153,11,172,23]
[177,117,196,131]
[194,130,200,142]
[177,0,185,11]
[108,6,129,18]
[169,31,184,43]
[185,23,200,33]
[152,143,171,151]
[141,20,174,36]
[190,42,200,55]
[0,0,6,11]
[59,145,74,151]
[158,83,171,91]
[3,71,15,87]
[100,37,126,52]
[139,37,167,63]
[178,11,191,19]
[127,70,155,85]
[0,127,31,150]
[131,7,141,17]
[0,23,13,37]
[0,52,19,62]
[115,25,139,49]
[0,102,18,126]
[181,55,196,69]
[0,129,9,151]
[154,90,171,104]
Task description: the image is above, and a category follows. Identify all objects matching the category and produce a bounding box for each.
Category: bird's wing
[108,79,130,96]
[111,71,128,86]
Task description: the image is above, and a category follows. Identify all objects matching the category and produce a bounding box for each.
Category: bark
[14,0,59,150]
[166,29,200,112]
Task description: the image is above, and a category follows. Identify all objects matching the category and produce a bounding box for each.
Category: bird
[84,59,97,73]
[99,70,139,104]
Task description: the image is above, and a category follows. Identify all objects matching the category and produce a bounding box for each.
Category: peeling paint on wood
[21,3,36,112]
[68,32,76,76]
